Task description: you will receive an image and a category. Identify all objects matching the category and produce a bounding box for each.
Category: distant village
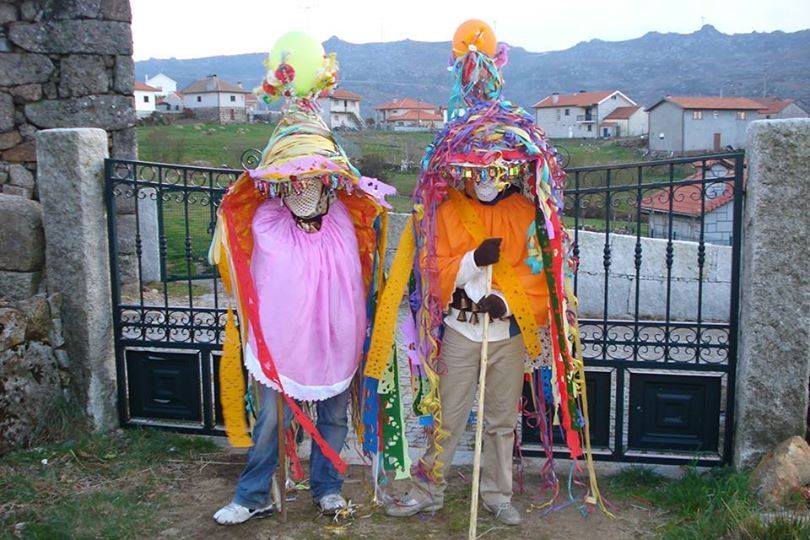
[136,72,808,155]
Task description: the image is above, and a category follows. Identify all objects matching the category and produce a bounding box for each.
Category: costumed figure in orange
[366,20,610,526]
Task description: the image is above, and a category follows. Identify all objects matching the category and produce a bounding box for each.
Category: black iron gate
[105,159,238,435]
[105,151,744,464]
[521,151,744,465]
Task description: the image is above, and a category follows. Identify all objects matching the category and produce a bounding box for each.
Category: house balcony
[576,114,595,122]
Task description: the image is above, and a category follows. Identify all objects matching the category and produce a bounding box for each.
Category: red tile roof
[375,97,438,110]
[604,105,642,120]
[386,109,443,122]
[330,88,361,101]
[134,81,160,92]
[533,91,616,108]
[640,161,739,217]
[648,96,765,111]
[753,97,795,115]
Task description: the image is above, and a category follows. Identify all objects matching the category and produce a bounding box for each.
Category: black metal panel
[583,371,611,448]
[126,349,202,422]
[628,372,721,452]
[521,370,611,449]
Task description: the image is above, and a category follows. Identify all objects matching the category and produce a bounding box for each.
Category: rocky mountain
[136,25,810,116]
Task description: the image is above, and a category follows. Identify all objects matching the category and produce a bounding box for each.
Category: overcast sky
[131,0,809,61]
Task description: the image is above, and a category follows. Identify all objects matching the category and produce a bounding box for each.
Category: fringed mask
[282,179,333,232]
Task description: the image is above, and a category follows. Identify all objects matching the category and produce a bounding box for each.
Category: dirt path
[152,452,659,540]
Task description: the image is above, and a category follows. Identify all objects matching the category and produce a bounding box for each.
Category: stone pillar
[35,128,117,431]
[733,119,810,468]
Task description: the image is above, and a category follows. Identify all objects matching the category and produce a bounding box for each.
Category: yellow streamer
[364,216,415,380]
[447,190,542,357]
[220,308,253,448]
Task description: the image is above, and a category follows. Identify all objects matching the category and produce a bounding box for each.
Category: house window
[692,110,703,120]
[143,95,149,103]
[344,100,348,107]
[713,111,719,118]
[556,109,561,120]
[587,124,592,132]
[564,108,570,116]
[230,95,236,102]
[196,96,202,102]
[736,111,747,120]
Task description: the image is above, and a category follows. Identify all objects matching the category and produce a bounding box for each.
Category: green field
[137,125,660,275]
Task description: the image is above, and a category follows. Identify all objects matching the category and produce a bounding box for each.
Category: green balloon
[268,31,325,98]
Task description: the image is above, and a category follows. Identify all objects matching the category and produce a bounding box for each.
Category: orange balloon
[452,19,497,58]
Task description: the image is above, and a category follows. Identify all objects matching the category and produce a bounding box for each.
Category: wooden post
[468,265,492,540]
[277,393,287,522]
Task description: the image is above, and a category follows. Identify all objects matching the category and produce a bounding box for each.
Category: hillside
[135,25,810,116]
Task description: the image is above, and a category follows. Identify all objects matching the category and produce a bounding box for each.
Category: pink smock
[244,197,366,401]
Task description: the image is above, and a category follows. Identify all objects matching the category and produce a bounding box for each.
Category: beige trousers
[415,326,526,507]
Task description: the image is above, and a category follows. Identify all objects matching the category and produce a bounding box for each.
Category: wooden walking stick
[469,265,493,540]
[277,392,288,522]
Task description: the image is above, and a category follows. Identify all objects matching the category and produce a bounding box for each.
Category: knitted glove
[473,238,502,267]
[478,294,507,319]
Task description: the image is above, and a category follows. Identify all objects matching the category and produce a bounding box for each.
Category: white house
[133,81,160,118]
[601,105,648,137]
[180,74,249,124]
[641,159,739,245]
[533,90,637,139]
[145,73,177,96]
[156,91,183,113]
[319,88,364,130]
[647,96,765,153]
[374,98,444,130]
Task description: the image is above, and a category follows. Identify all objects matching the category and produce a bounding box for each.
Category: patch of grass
[606,466,810,539]
[735,517,810,540]
[553,138,644,169]
[160,198,217,278]
[144,281,209,298]
[0,428,217,539]
[563,216,649,236]
[138,123,276,168]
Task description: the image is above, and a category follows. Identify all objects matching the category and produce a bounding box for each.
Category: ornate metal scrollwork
[240,148,262,170]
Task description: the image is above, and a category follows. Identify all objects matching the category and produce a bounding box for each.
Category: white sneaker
[385,489,443,517]
[482,501,522,526]
[213,501,273,525]
[317,493,348,514]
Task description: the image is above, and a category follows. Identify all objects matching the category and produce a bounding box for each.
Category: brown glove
[478,294,507,319]
[473,238,502,267]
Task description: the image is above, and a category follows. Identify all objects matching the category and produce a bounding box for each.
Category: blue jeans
[233,385,350,508]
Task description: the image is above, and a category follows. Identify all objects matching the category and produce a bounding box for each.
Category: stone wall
[0,193,44,300]
[0,0,136,205]
[0,1,135,450]
[0,292,71,454]
[0,0,139,285]
[192,106,248,124]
